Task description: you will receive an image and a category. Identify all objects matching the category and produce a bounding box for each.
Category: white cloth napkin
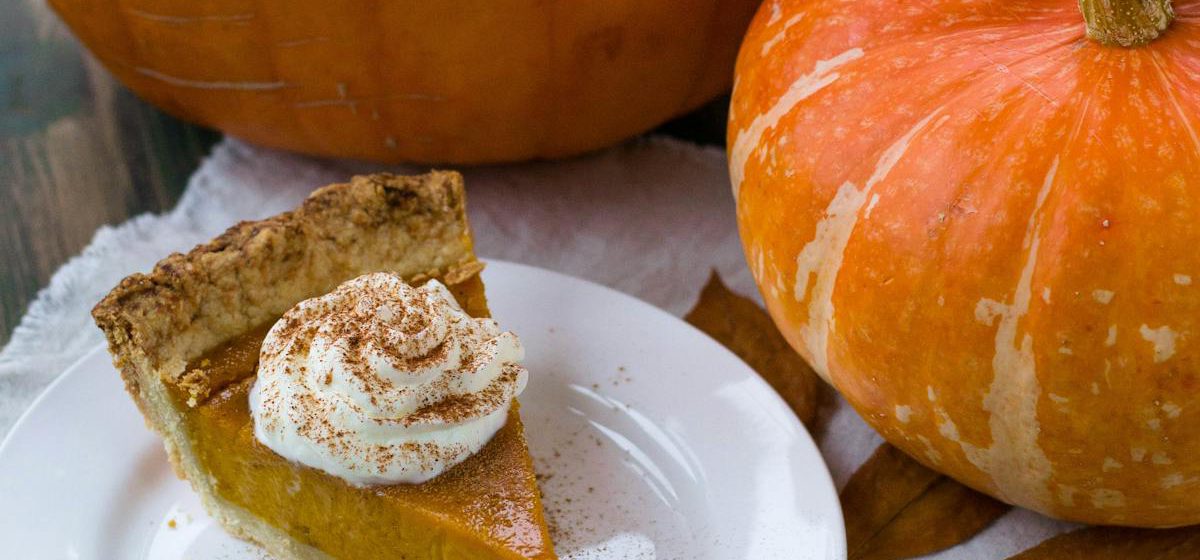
[0,137,1071,558]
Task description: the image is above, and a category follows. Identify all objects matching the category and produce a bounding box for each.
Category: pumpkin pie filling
[93,172,556,559]
[174,276,548,558]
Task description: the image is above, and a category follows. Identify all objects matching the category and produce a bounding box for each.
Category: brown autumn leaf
[684,271,822,428]
[842,444,1011,560]
[1010,525,1200,559]
[684,272,1007,558]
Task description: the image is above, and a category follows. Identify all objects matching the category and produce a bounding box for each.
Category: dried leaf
[854,476,1011,560]
[843,444,1010,560]
[684,272,1008,558]
[684,271,822,427]
[843,445,942,553]
[1010,525,1200,559]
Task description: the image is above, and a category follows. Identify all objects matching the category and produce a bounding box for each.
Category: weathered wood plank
[0,0,219,345]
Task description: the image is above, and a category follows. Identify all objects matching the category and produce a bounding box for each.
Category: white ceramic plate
[0,261,844,559]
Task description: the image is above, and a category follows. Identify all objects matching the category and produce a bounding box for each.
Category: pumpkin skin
[730,0,1200,526]
[49,1,759,164]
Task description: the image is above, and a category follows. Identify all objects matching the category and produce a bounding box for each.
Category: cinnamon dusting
[250,272,528,485]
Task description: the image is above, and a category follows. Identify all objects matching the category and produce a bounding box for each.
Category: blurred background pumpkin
[731,0,1200,526]
[48,0,759,164]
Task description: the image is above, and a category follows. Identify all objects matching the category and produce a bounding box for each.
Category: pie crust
[93,172,554,559]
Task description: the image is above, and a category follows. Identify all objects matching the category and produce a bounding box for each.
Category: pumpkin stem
[1079,0,1173,47]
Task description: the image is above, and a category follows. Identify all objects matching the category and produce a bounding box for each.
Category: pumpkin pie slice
[92,172,556,559]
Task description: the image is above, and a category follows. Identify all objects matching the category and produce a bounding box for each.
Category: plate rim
[0,258,846,558]
[0,343,107,458]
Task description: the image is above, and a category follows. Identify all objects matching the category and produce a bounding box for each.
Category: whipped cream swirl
[248,272,527,486]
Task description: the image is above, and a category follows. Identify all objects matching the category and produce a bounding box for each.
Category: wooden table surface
[0,0,727,346]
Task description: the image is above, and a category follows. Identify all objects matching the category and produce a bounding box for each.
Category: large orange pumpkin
[50,1,759,164]
[731,0,1199,526]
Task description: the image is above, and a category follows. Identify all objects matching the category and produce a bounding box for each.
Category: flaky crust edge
[91,171,482,423]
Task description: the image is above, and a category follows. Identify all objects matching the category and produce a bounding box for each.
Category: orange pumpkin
[50,1,758,164]
[731,0,1199,526]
